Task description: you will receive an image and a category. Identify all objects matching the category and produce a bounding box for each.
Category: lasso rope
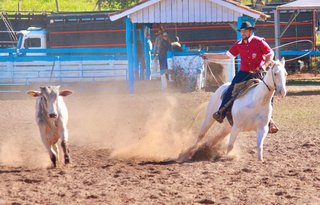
[205,39,314,65]
[271,39,314,62]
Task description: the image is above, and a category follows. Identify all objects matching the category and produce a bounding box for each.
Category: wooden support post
[55,0,59,12]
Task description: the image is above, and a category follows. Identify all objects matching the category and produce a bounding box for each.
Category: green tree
[96,0,141,10]
[242,0,295,5]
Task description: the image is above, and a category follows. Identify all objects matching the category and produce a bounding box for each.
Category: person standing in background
[158,32,172,91]
[154,30,164,58]
[172,36,184,52]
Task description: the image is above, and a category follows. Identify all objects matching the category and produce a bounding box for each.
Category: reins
[262,62,278,92]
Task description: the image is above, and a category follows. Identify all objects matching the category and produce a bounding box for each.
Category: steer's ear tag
[27,91,40,97]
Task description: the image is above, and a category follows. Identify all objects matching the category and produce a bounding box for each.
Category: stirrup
[268,119,279,134]
[213,112,224,123]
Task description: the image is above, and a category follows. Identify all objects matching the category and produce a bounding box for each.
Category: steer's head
[27,86,73,119]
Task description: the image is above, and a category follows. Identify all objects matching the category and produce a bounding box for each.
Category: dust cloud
[66,93,196,161]
[0,84,230,168]
[0,99,52,168]
[109,96,195,160]
[0,133,52,169]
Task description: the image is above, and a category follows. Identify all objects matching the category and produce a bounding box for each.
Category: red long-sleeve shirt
[226,35,274,72]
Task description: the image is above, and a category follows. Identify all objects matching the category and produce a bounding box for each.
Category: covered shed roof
[276,0,320,11]
[274,0,319,59]
[109,0,270,23]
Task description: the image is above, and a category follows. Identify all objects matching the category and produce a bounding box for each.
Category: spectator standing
[172,36,184,52]
[158,32,172,90]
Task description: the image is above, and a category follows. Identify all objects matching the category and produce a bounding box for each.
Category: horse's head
[271,57,287,98]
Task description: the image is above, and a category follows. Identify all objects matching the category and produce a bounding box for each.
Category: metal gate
[0,48,128,92]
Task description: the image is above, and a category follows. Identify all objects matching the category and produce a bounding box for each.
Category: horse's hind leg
[206,121,232,148]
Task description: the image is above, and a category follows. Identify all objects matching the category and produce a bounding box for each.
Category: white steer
[27,86,73,167]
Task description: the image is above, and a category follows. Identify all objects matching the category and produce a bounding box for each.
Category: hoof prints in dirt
[19,178,42,184]
[139,160,177,165]
[198,199,215,204]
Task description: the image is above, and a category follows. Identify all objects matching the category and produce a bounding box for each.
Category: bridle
[261,62,277,92]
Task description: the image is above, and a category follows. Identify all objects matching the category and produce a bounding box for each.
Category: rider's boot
[212,111,225,123]
[268,119,279,133]
[213,97,235,124]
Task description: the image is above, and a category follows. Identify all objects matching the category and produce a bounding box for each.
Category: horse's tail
[187,101,209,131]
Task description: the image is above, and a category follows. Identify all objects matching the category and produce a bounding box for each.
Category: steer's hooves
[50,155,57,168]
[65,156,71,164]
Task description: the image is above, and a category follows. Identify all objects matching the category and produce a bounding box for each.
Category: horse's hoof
[226,145,233,154]
[177,148,194,162]
[177,152,189,162]
[65,156,71,164]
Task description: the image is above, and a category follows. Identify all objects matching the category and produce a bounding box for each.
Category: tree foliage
[96,0,141,10]
[242,0,295,5]
[97,0,296,10]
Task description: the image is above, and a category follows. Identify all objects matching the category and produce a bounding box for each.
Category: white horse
[179,58,287,162]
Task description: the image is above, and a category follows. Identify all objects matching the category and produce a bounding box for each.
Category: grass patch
[1,0,97,12]
[274,95,320,131]
[287,79,320,85]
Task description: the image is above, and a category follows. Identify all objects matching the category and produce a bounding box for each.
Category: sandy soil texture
[0,79,320,205]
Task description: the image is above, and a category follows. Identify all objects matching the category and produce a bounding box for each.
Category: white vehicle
[16,27,47,55]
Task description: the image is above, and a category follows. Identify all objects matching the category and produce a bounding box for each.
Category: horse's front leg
[226,126,241,154]
[193,117,216,149]
[177,117,215,162]
[257,126,268,162]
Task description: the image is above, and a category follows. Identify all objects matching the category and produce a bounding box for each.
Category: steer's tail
[187,102,209,131]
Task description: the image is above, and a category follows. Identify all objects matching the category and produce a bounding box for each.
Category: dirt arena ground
[1,76,320,204]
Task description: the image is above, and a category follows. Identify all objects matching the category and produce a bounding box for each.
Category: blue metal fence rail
[0,48,129,92]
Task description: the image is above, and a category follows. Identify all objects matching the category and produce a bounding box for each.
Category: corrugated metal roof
[109,0,270,23]
[277,0,320,10]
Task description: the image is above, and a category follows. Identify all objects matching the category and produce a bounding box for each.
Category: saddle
[220,79,260,126]
[220,79,260,100]
[232,79,260,99]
